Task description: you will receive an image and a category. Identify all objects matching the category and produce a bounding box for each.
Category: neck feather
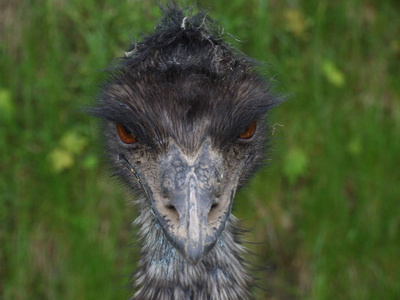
[131,200,253,300]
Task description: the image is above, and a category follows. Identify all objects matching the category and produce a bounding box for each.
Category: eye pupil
[239,121,257,139]
[116,123,136,144]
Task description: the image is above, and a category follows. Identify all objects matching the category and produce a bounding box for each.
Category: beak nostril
[166,204,177,212]
[207,202,220,223]
[210,203,219,210]
[164,204,180,223]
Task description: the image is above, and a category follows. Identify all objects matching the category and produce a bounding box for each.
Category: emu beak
[167,173,218,263]
[152,141,234,264]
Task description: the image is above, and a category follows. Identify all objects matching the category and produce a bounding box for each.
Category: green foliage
[283,148,309,184]
[48,130,89,172]
[1,0,399,299]
[0,89,14,123]
[321,59,345,87]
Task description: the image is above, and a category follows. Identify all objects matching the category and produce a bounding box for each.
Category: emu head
[90,8,280,264]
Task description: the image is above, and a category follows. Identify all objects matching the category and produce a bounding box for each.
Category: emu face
[91,9,278,265]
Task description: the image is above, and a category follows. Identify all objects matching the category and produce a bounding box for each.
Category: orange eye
[239,121,257,139]
[116,123,136,144]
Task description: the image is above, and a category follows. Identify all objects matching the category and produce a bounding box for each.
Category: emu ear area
[88,83,135,122]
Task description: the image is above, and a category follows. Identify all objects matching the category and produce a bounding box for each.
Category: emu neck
[132,203,253,300]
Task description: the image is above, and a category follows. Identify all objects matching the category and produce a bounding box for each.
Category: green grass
[1,0,399,299]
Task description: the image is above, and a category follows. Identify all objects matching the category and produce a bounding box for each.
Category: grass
[1,0,399,299]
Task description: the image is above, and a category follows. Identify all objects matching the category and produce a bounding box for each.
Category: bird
[89,5,282,300]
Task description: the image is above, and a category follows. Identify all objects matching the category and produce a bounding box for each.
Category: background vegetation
[1,0,399,299]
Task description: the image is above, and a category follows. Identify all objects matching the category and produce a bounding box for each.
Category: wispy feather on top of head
[124,4,225,57]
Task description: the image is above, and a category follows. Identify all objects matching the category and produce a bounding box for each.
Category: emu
[90,6,281,300]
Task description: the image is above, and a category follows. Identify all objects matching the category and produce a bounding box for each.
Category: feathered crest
[124,4,226,60]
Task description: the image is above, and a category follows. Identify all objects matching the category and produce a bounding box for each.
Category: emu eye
[239,121,257,140]
[116,123,136,144]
